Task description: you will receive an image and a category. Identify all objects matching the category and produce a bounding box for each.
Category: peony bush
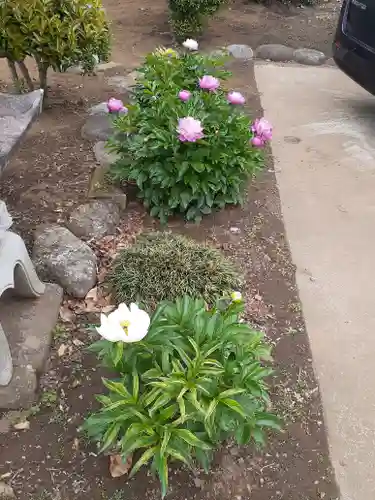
[84,295,280,497]
[108,41,272,223]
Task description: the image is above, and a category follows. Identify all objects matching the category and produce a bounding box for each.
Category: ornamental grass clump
[108,42,272,223]
[84,295,280,497]
[108,232,242,310]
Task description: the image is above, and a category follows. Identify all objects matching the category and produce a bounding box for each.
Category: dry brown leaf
[13,420,30,431]
[109,453,132,478]
[72,339,84,347]
[83,300,100,313]
[72,437,80,451]
[59,305,75,323]
[98,268,108,283]
[102,304,116,314]
[85,286,99,301]
[57,344,67,357]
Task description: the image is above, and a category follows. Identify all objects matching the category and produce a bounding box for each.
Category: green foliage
[84,296,280,497]
[109,49,264,223]
[168,0,228,39]
[0,0,110,87]
[108,232,242,310]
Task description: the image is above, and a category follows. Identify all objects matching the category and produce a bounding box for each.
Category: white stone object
[0,201,45,386]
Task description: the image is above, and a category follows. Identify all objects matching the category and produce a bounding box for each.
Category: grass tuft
[108,232,242,310]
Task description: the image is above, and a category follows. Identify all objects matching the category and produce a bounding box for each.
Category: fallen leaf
[72,339,84,347]
[102,304,116,313]
[109,453,132,478]
[59,305,75,323]
[85,286,99,301]
[57,344,67,357]
[13,420,30,431]
[72,437,80,451]
[0,473,11,480]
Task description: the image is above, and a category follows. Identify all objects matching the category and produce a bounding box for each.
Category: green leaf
[167,446,191,467]
[99,422,121,453]
[121,434,158,458]
[129,446,156,478]
[132,370,140,400]
[255,413,282,430]
[174,429,211,450]
[235,423,252,445]
[156,451,169,498]
[102,378,131,399]
[220,398,246,418]
[113,341,124,366]
[161,428,171,455]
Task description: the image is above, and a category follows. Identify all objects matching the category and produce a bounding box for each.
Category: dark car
[333,0,375,95]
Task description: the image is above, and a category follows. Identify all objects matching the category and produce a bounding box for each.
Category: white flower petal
[96,321,127,342]
[182,39,198,51]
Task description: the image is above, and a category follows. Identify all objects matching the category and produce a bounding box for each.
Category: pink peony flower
[227,91,245,105]
[178,90,191,102]
[251,136,265,148]
[251,117,272,142]
[177,117,204,142]
[199,75,220,92]
[107,98,126,113]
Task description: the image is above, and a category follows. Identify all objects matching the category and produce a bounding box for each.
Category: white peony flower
[182,39,198,51]
[231,291,242,303]
[96,303,150,343]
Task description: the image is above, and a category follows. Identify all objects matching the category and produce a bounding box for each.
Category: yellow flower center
[120,320,130,335]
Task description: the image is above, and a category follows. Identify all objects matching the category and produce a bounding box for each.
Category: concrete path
[255,63,375,500]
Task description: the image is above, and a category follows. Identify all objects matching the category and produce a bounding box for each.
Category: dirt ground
[0,1,341,499]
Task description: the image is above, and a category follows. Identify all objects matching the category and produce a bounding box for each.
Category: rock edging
[226,43,328,66]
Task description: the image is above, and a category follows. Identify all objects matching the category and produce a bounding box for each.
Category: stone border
[226,43,328,66]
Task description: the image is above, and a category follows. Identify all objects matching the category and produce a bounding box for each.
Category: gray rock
[293,48,326,66]
[67,200,120,240]
[0,89,44,174]
[227,44,254,60]
[66,65,84,75]
[89,102,109,116]
[325,57,336,67]
[82,113,114,141]
[0,284,62,372]
[106,71,139,92]
[255,44,295,62]
[0,365,37,410]
[33,225,97,298]
[93,141,120,168]
[96,61,122,72]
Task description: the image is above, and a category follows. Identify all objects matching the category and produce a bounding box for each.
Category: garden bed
[0,55,339,499]
[0,0,341,498]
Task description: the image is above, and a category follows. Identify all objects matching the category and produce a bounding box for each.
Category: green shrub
[168,0,228,40]
[108,232,242,310]
[84,295,280,497]
[0,0,110,91]
[109,48,267,223]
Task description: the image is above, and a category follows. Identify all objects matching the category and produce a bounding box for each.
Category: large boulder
[81,114,114,141]
[67,200,120,240]
[33,225,97,298]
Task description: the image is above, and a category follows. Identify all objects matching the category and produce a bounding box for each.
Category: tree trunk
[17,60,34,91]
[6,59,20,92]
[36,59,49,97]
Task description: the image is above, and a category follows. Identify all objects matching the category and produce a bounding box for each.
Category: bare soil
[0,1,340,499]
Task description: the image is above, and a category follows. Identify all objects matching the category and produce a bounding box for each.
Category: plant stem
[17,60,34,91]
[36,58,49,97]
